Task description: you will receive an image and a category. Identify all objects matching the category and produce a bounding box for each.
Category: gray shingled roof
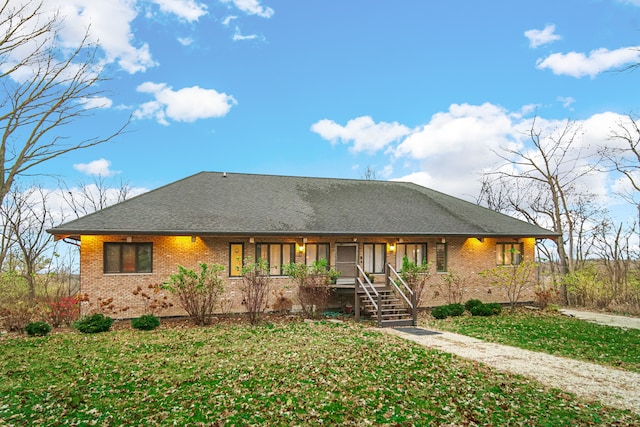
[48,172,558,239]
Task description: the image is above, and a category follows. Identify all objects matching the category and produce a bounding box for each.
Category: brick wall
[79,234,538,318]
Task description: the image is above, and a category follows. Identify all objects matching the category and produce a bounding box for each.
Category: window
[256,243,295,275]
[104,243,152,274]
[396,243,427,267]
[496,242,524,266]
[306,243,330,266]
[229,243,244,277]
[364,243,386,273]
[435,242,447,272]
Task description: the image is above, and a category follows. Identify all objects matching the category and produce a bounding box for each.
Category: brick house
[48,172,557,322]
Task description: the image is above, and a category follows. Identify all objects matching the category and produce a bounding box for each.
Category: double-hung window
[496,242,524,266]
[256,243,295,275]
[306,243,330,266]
[363,243,386,274]
[396,243,427,267]
[104,243,152,274]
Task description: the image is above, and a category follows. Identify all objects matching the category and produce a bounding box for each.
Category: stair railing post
[376,292,382,328]
[412,290,418,326]
[354,276,360,322]
[385,263,390,288]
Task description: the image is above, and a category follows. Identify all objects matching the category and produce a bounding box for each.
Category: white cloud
[233,27,258,41]
[317,105,633,204]
[54,0,158,74]
[393,103,515,160]
[557,96,575,109]
[73,159,118,177]
[177,37,194,46]
[524,24,561,48]
[150,0,208,22]
[133,82,237,125]
[311,116,411,154]
[536,46,640,78]
[80,96,113,110]
[222,15,238,26]
[221,0,274,18]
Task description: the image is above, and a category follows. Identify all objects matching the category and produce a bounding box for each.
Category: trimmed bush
[431,305,451,319]
[446,303,465,317]
[74,313,114,334]
[131,314,161,331]
[469,304,493,316]
[465,299,483,312]
[25,321,52,337]
[485,303,502,315]
[469,302,502,317]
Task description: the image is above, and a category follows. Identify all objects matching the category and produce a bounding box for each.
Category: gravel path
[385,327,640,415]
[559,308,640,330]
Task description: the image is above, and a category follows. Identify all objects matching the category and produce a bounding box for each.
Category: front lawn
[422,309,640,372]
[1,320,638,426]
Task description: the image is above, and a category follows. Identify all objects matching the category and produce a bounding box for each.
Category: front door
[335,243,358,279]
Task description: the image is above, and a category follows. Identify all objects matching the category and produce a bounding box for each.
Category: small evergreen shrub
[465,299,483,312]
[485,303,502,315]
[469,303,493,316]
[446,303,465,317]
[74,313,114,334]
[469,302,502,317]
[431,305,451,319]
[25,321,52,337]
[131,314,160,331]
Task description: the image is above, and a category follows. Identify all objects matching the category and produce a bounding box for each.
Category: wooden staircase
[354,264,417,328]
[357,287,414,327]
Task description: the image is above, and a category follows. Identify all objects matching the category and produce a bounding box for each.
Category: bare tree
[0,1,126,206]
[59,176,132,219]
[482,118,605,302]
[600,114,640,204]
[4,185,56,298]
[361,165,378,180]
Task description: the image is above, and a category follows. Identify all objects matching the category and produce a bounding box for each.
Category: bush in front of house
[74,313,114,333]
[25,321,52,337]
[162,263,225,326]
[431,305,451,319]
[464,299,483,312]
[447,303,465,317]
[131,314,160,331]
[469,302,502,317]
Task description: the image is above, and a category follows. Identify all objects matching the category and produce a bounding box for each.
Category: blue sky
[11,0,640,223]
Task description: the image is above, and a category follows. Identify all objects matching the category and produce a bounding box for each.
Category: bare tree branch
[0,0,128,206]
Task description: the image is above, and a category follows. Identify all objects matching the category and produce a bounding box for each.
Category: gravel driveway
[386,316,640,415]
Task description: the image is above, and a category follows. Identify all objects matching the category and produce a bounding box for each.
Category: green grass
[1,321,638,426]
[422,309,640,372]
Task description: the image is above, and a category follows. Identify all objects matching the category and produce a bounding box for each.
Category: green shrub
[25,321,52,337]
[131,314,161,331]
[485,303,502,315]
[465,299,483,312]
[446,303,465,317]
[431,305,451,319]
[469,304,493,316]
[74,313,114,334]
[469,302,502,317]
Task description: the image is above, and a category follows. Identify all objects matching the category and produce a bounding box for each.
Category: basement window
[104,243,152,274]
